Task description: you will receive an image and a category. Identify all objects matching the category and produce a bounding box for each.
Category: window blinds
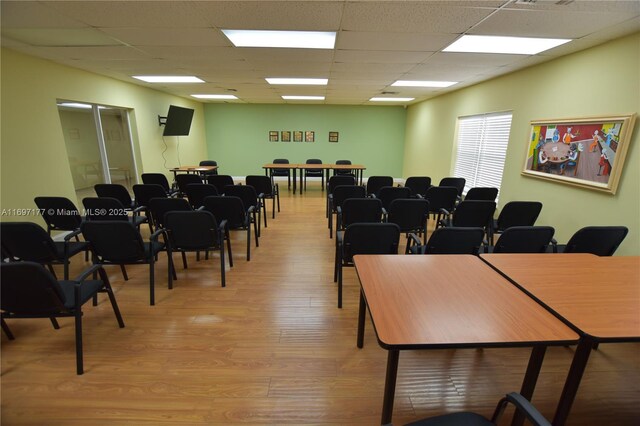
[453,112,512,202]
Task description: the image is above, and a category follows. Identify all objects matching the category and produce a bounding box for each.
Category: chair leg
[167,250,174,290]
[334,245,339,283]
[262,203,268,229]
[246,225,251,261]
[338,264,343,308]
[74,308,84,375]
[226,229,233,268]
[120,264,129,281]
[272,196,276,219]
[1,318,15,340]
[220,242,226,288]
[181,251,188,269]
[99,268,125,328]
[149,259,155,306]
[276,188,280,213]
[50,317,61,329]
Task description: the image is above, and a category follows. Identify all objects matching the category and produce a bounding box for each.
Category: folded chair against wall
[203,195,258,261]
[551,225,628,256]
[1,221,89,280]
[1,261,125,375]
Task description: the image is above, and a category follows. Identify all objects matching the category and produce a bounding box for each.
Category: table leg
[511,345,547,426]
[553,337,595,426]
[299,169,304,194]
[357,290,366,348]
[292,169,297,194]
[264,168,269,177]
[381,350,400,425]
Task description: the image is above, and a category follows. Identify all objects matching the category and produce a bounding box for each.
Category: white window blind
[453,111,512,202]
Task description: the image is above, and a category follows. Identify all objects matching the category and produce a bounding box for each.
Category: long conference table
[354,255,579,425]
[263,163,366,194]
[480,253,640,426]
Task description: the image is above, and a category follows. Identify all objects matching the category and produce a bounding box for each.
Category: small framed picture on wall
[305,131,315,142]
[329,131,339,142]
[269,131,279,142]
[281,131,291,142]
[293,131,303,142]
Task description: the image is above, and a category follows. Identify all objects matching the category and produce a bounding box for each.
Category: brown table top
[354,255,577,349]
[480,254,640,340]
[170,165,217,172]
[263,163,366,169]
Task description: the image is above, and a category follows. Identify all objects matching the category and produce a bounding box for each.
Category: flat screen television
[163,105,194,136]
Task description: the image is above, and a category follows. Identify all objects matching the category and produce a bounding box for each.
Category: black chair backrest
[424,186,458,214]
[439,177,466,196]
[199,160,218,175]
[404,176,431,197]
[224,185,259,209]
[81,220,146,262]
[273,158,289,164]
[141,173,173,194]
[148,197,192,229]
[425,227,485,255]
[387,198,430,233]
[165,210,219,250]
[563,226,628,256]
[465,187,499,202]
[184,183,218,209]
[1,222,57,262]
[341,198,383,227]
[133,184,167,207]
[34,196,82,232]
[202,196,247,229]
[94,183,133,208]
[342,223,400,262]
[328,175,356,193]
[335,160,353,175]
[331,185,367,211]
[82,197,129,221]
[451,200,496,228]
[366,176,394,196]
[496,201,543,231]
[175,174,202,194]
[376,186,412,209]
[305,159,323,176]
[493,226,555,253]
[1,262,66,315]
[246,175,275,196]
[271,159,290,176]
[207,175,235,194]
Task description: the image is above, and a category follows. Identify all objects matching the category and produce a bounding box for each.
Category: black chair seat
[59,279,107,309]
[53,241,90,258]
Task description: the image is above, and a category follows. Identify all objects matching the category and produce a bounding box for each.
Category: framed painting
[329,131,339,142]
[305,131,315,142]
[293,131,303,142]
[281,131,291,142]
[269,131,279,142]
[522,114,636,194]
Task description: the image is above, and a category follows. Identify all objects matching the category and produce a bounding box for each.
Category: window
[453,111,512,202]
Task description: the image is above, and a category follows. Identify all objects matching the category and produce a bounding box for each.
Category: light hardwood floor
[2,184,639,425]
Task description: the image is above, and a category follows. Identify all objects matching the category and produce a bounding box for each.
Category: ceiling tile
[0,1,87,28]
[100,27,230,47]
[333,49,431,64]
[336,31,456,52]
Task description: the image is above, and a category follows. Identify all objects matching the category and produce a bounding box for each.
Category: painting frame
[281,131,291,142]
[329,131,339,143]
[269,131,279,142]
[522,114,636,195]
[293,131,303,142]
[305,131,315,142]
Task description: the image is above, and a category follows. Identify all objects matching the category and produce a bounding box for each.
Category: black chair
[326,175,357,217]
[203,196,258,261]
[199,160,218,176]
[141,173,178,197]
[334,160,354,177]
[81,220,167,306]
[403,392,551,426]
[438,200,496,233]
[147,197,192,231]
[409,227,485,255]
[82,197,147,229]
[335,223,400,308]
[270,158,291,189]
[404,176,431,198]
[94,183,136,210]
[465,187,499,202]
[386,198,430,253]
[246,175,279,221]
[304,159,324,191]
[328,185,367,238]
[184,183,218,209]
[34,196,84,236]
[223,185,262,237]
[490,201,543,245]
[207,174,235,194]
[423,186,458,227]
[488,226,555,253]
[164,210,230,288]
[132,184,168,231]
[175,174,202,197]
[1,222,89,280]
[365,176,394,197]
[438,177,466,199]
[552,226,628,256]
[375,186,412,210]
[0,262,125,375]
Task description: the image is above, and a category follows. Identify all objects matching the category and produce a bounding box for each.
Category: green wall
[203,104,406,177]
[1,48,207,225]
[404,33,640,255]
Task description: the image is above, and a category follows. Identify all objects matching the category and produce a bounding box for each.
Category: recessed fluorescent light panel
[392,80,458,88]
[222,29,336,49]
[133,76,204,83]
[443,35,571,55]
[370,97,415,102]
[266,78,328,85]
[282,96,325,100]
[191,94,238,100]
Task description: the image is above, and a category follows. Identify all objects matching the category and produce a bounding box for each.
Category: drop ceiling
[2,0,639,105]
